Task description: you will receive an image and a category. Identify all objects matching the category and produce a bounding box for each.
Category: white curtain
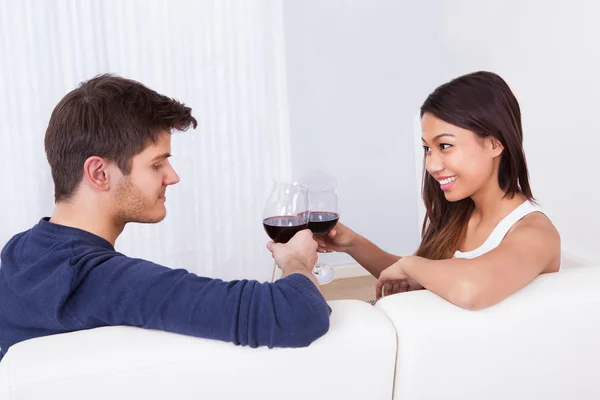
[0,0,291,282]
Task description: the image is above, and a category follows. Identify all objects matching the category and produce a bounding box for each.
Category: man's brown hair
[44,74,197,202]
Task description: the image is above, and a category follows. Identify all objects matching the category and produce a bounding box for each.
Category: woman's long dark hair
[415,71,534,260]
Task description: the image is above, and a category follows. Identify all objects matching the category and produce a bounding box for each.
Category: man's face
[112,131,180,224]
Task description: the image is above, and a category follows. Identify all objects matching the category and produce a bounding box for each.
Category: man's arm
[68,254,330,348]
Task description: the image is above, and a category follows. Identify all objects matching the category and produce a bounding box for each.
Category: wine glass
[262,181,310,279]
[301,172,340,285]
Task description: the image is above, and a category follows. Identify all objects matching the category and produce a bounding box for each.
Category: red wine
[308,212,339,236]
[263,216,308,243]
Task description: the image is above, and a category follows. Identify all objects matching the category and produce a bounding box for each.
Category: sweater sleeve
[66,252,331,348]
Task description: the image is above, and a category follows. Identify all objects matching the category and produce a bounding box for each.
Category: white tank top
[453,200,545,260]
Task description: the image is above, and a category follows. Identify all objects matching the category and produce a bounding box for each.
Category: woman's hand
[376,257,424,299]
[314,221,358,253]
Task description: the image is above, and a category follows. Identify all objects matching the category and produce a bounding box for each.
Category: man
[0,74,329,361]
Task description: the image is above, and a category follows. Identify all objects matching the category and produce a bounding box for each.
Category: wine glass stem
[312,255,322,275]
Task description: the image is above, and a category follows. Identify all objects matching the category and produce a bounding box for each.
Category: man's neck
[50,200,125,246]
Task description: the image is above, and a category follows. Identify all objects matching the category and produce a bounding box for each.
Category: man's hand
[267,230,318,277]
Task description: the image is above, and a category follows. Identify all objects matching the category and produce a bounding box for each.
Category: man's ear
[83,156,112,192]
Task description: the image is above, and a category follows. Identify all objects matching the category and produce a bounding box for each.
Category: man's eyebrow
[151,153,171,162]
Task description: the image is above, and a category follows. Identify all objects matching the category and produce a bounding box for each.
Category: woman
[319,71,561,310]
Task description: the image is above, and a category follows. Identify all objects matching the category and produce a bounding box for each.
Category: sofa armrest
[0,299,396,400]
[375,266,600,400]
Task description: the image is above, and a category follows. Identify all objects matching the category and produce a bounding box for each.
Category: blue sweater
[0,218,331,361]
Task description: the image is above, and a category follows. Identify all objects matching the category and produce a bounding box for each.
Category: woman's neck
[470,181,527,224]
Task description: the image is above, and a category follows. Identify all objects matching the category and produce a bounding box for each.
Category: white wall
[3,0,594,282]
[282,0,446,265]
[0,1,292,282]
[282,0,599,267]
[438,0,599,264]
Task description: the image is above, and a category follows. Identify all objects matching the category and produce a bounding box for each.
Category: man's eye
[153,164,163,170]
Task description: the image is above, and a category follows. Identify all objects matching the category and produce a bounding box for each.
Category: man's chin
[145,213,167,224]
[129,212,167,224]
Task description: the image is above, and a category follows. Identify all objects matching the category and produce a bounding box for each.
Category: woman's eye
[440,143,452,150]
[422,145,430,154]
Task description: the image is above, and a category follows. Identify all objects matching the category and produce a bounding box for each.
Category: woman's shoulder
[512,204,558,235]
[506,206,561,271]
[494,199,559,246]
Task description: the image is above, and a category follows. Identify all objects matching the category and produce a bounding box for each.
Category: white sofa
[2,266,600,399]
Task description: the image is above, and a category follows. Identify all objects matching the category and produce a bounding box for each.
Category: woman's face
[421,112,503,202]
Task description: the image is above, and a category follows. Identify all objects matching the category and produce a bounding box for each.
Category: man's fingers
[310,239,318,251]
[297,229,313,239]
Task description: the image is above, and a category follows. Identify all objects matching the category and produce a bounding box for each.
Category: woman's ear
[489,137,504,157]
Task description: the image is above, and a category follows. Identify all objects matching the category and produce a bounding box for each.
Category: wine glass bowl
[262,181,310,243]
[300,172,340,285]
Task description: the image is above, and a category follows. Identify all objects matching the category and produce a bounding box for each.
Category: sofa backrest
[0,299,396,400]
[375,266,600,400]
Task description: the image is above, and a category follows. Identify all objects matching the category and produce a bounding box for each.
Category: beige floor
[321,275,378,302]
